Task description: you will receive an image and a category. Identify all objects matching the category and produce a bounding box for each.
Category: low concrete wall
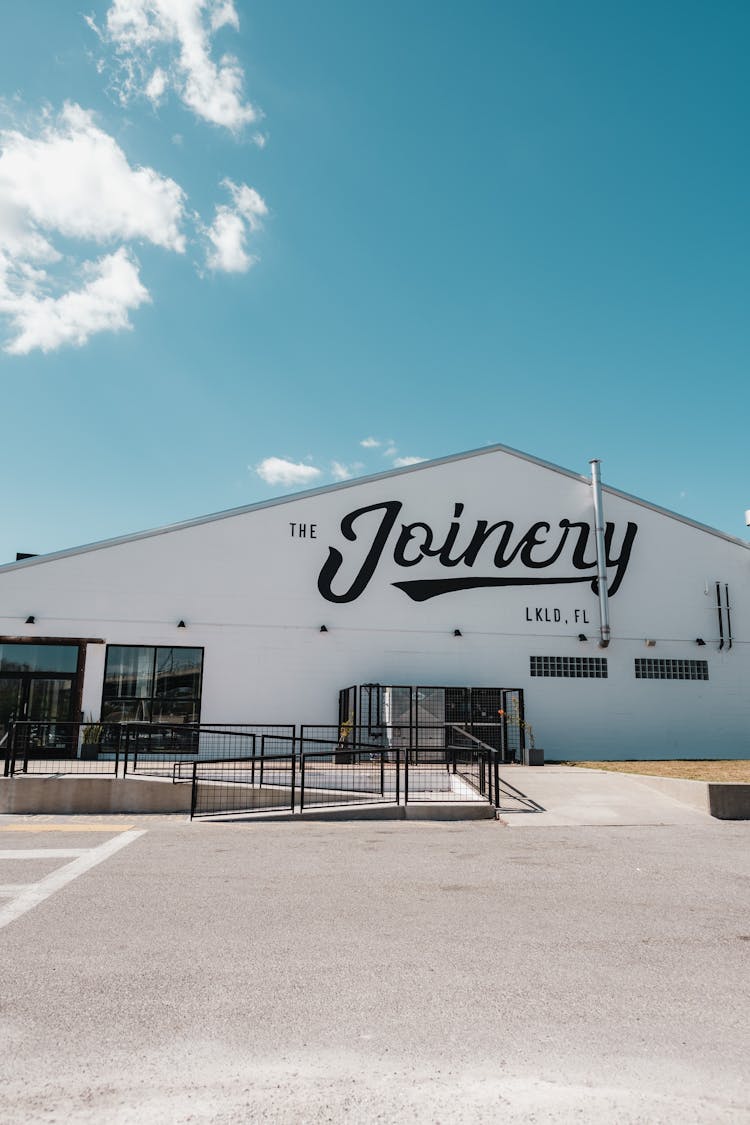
[632,774,750,820]
[0,777,192,815]
[707,784,750,820]
[0,778,495,819]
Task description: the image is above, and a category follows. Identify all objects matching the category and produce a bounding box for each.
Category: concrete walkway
[497,765,711,827]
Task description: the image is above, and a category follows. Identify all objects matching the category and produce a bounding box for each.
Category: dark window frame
[101,644,205,725]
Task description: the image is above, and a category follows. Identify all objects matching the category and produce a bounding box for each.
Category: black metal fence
[1,721,295,780]
[189,725,506,818]
[2,720,529,820]
[2,720,123,776]
[124,724,294,780]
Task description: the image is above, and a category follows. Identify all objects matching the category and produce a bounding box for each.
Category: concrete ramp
[498,765,713,827]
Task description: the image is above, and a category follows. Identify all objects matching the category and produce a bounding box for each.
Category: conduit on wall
[590,459,611,648]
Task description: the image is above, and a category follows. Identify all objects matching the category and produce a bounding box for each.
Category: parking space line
[0,824,135,833]
[0,848,89,859]
[0,829,146,931]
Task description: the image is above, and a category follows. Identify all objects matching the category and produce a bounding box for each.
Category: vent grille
[530,656,608,679]
[634,659,709,681]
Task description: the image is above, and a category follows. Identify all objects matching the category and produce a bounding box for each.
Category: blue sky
[1,0,748,562]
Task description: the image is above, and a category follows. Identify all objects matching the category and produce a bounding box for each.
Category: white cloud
[0,103,189,354]
[383,445,398,458]
[1,247,150,355]
[256,457,322,487]
[0,103,186,252]
[206,208,252,272]
[360,437,380,448]
[393,456,426,468]
[95,0,260,133]
[145,66,168,103]
[205,178,267,273]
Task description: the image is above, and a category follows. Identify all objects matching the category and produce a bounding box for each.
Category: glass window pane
[154,648,203,699]
[101,699,152,723]
[0,644,78,674]
[152,700,199,725]
[0,678,23,731]
[103,647,154,700]
[27,678,74,722]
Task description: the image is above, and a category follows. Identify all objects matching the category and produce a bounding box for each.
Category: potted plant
[499,701,544,766]
[80,715,104,759]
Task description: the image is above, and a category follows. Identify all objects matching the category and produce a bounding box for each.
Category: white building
[1,443,748,761]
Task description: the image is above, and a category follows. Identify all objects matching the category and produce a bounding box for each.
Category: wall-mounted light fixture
[645,639,656,647]
[319,625,328,633]
[25,615,35,624]
[578,633,587,642]
[453,628,462,637]
[177,620,187,628]
[695,637,706,646]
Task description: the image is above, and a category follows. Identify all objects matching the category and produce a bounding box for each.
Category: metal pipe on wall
[589,459,611,648]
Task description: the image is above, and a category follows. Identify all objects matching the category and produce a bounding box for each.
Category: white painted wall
[1,446,748,759]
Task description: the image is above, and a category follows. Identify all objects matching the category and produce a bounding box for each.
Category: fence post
[4,721,14,777]
[259,735,265,788]
[251,732,256,787]
[380,749,385,797]
[290,742,296,814]
[122,724,129,776]
[395,748,400,805]
[404,745,409,805]
[190,760,198,820]
[300,753,306,811]
[493,751,500,809]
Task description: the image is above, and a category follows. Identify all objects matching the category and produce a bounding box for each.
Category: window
[634,659,708,681]
[102,646,203,723]
[530,656,608,678]
[0,643,78,674]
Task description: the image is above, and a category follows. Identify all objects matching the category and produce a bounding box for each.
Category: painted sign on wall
[318,501,638,603]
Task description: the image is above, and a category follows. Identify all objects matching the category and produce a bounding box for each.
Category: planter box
[523,746,544,766]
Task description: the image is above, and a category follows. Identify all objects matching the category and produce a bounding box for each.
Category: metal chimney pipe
[589,459,611,648]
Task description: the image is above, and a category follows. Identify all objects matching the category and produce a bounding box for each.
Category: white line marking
[0,849,89,859]
[0,830,146,931]
[0,884,36,894]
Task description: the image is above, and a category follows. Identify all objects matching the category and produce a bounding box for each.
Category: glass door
[0,678,23,745]
[27,677,74,722]
[0,643,80,757]
[26,677,77,754]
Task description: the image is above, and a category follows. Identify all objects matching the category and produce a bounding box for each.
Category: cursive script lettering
[317,501,638,603]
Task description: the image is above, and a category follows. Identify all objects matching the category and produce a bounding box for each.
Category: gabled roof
[1,440,747,573]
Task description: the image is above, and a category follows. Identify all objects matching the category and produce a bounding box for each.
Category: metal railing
[1,721,296,780]
[1,720,534,819]
[189,726,506,818]
[3,721,124,777]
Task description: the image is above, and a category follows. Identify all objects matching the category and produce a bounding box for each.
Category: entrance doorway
[0,643,80,749]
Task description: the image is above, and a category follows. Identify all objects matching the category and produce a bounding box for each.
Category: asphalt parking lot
[0,812,748,1124]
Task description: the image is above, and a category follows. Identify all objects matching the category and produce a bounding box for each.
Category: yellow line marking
[0,824,134,833]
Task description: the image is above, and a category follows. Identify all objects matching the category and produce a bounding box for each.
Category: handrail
[447,723,499,755]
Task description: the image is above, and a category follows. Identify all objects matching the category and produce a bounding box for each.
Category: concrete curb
[198,803,497,823]
[630,774,750,820]
[0,778,496,820]
[0,777,192,815]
